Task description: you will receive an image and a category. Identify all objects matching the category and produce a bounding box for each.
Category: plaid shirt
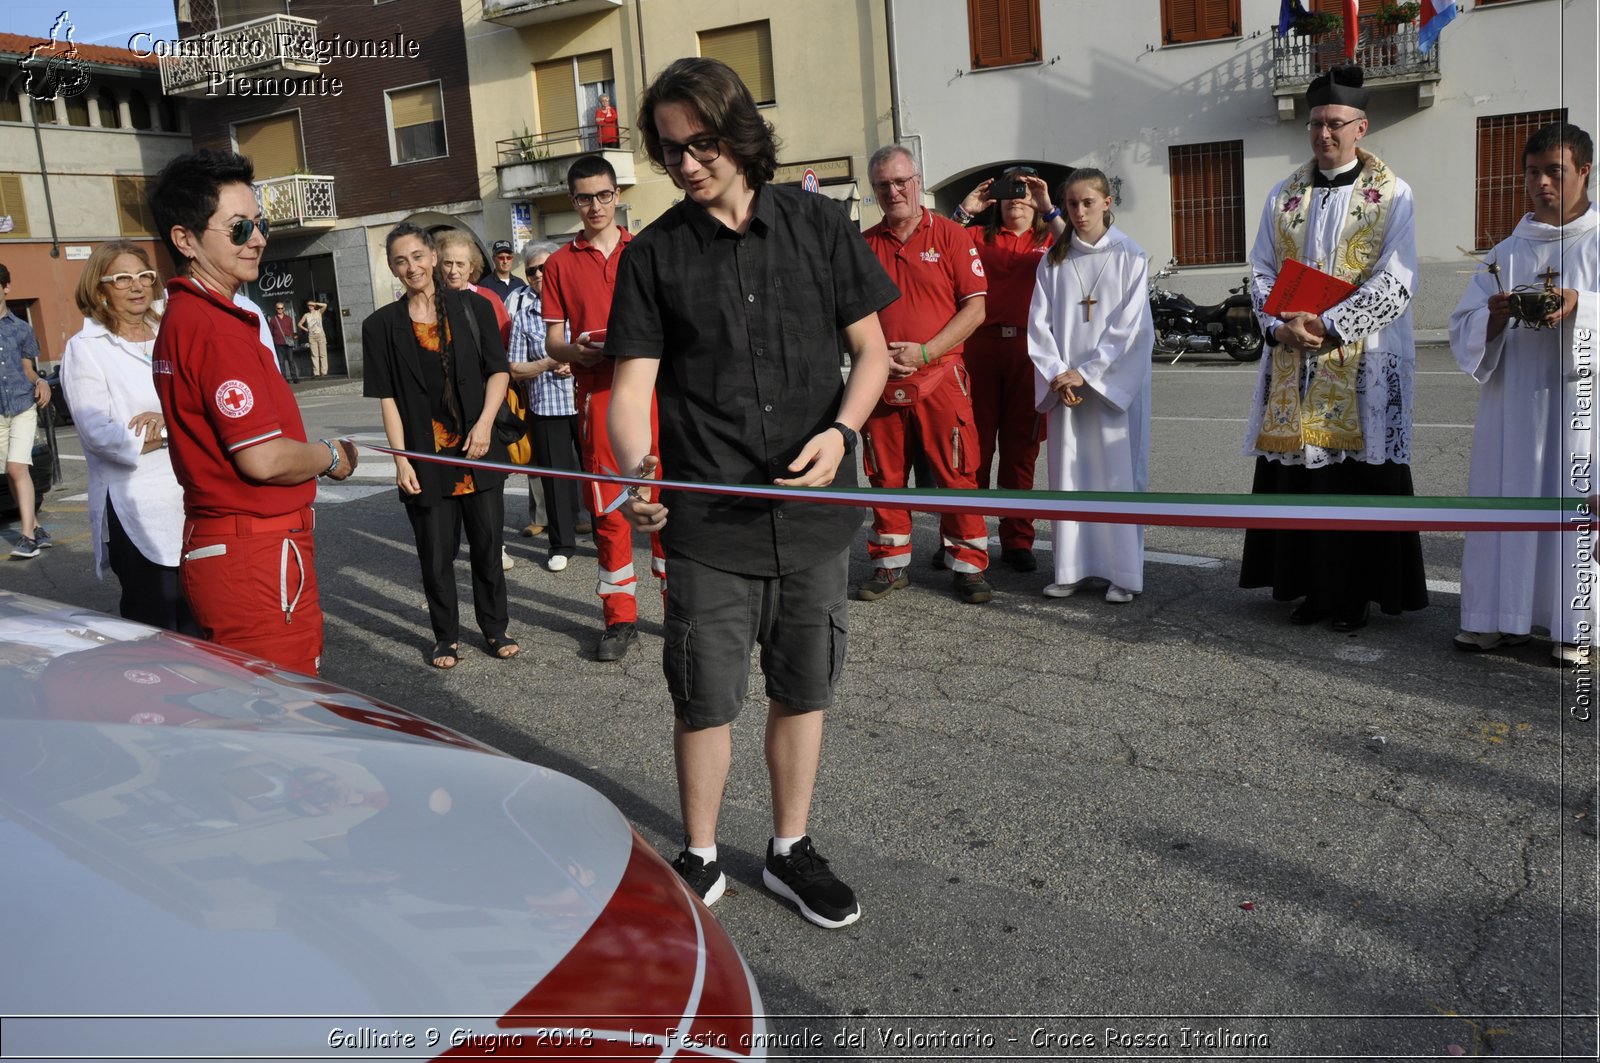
[507,287,576,417]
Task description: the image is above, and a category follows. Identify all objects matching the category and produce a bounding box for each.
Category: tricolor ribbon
[363,445,1588,533]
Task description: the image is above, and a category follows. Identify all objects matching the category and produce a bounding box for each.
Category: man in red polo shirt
[542,155,663,662]
[859,144,992,604]
[148,150,358,677]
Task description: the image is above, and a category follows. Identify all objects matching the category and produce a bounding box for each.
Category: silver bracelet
[319,438,339,477]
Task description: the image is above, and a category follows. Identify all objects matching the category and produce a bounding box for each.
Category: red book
[1262,259,1357,317]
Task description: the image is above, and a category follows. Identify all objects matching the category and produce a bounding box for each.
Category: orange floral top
[413,319,475,497]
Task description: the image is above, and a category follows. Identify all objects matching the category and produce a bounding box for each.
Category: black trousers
[405,487,509,644]
[274,343,299,381]
[107,498,201,637]
[530,413,582,554]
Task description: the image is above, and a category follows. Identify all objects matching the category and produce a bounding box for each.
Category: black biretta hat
[1306,65,1369,110]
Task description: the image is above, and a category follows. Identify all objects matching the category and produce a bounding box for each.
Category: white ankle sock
[771,835,804,857]
[688,843,717,864]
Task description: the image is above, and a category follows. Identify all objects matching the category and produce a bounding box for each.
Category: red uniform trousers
[861,360,990,573]
[966,330,1045,551]
[180,506,323,676]
[576,380,665,626]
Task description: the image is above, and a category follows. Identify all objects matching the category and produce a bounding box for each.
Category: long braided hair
[385,222,462,427]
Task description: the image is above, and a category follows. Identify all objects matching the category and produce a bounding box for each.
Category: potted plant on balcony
[1377,1,1420,25]
[1372,2,1418,66]
[1291,10,1342,36]
[513,125,544,163]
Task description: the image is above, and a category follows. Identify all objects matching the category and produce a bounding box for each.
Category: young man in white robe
[1451,121,1599,665]
[1026,168,1153,603]
[1239,65,1428,633]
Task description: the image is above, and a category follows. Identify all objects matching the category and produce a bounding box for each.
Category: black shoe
[762,836,859,928]
[671,848,726,906]
[952,570,993,604]
[929,546,948,570]
[1001,547,1036,572]
[1331,602,1370,632]
[10,535,39,559]
[856,567,908,601]
[33,528,52,549]
[1288,601,1330,625]
[595,621,637,662]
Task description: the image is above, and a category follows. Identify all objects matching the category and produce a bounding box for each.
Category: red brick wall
[184,0,480,218]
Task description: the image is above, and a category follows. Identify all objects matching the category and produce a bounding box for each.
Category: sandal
[429,641,459,669]
[485,634,519,660]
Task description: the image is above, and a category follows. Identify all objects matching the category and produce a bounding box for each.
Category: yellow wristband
[920,344,930,365]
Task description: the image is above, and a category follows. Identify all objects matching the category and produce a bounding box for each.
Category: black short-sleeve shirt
[606,184,898,577]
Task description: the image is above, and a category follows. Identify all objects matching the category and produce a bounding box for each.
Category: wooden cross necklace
[1067,238,1114,322]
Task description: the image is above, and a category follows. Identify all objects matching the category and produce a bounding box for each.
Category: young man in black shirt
[606,57,896,928]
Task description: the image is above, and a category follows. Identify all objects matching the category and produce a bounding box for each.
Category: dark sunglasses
[210,217,271,246]
[525,264,545,277]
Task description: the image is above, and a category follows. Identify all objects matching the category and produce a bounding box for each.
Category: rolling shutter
[115,176,155,237]
[233,112,303,178]
[535,59,578,134]
[0,174,30,237]
[698,23,775,104]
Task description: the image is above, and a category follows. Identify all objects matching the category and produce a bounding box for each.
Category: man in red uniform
[542,155,663,661]
[859,144,992,604]
[148,150,359,676]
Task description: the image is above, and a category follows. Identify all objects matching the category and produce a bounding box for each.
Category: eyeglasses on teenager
[210,217,271,246]
[100,270,159,289]
[571,189,618,207]
[660,137,721,167]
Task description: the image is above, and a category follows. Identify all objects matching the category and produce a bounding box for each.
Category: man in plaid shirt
[508,241,584,571]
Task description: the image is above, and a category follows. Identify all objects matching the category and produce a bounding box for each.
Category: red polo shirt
[541,227,633,389]
[972,225,1052,326]
[153,277,314,520]
[863,208,987,355]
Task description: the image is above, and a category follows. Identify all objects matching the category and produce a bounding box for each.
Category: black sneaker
[595,621,637,662]
[953,570,994,604]
[33,528,52,549]
[1001,547,1036,572]
[10,535,39,559]
[672,848,727,906]
[763,836,859,928]
[855,567,909,601]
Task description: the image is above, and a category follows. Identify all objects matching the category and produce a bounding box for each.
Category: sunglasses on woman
[209,217,271,246]
[100,270,159,289]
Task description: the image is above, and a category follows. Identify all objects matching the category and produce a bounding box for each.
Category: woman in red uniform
[952,167,1057,572]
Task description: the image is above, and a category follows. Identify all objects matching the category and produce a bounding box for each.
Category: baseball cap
[492,239,514,255]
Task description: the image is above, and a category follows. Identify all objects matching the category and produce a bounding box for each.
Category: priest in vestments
[1239,65,1428,632]
[1451,121,1598,665]
[1026,168,1153,603]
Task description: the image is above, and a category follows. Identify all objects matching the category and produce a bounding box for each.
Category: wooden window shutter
[575,51,613,86]
[535,59,578,134]
[1475,108,1566,249]
[1164,0,1239,44]
[0,173,29,237]
[390,85,443,130]
[1169,141,1245,266]
[969,0,1040,69]
[115,176,155,237]
[233,112,304,178]
[698,23,775,104]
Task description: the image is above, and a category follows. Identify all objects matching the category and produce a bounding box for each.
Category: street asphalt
[2,344,1594,1060]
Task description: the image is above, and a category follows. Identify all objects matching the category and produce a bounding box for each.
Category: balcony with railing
[158,14,321,98]
[495,126,636,198]
[1269,14,1441,116]
[255,174,336,233]
[483,0,623,27]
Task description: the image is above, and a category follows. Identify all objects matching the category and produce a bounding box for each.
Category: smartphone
[995,180,1029,201]
[579,328,607,347]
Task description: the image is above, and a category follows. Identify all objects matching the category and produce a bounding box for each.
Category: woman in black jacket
[363,223,517,668]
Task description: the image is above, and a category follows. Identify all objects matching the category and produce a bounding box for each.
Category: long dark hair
[638,57,780,188]
[1046,168,1115,267]
[384,222,462,425]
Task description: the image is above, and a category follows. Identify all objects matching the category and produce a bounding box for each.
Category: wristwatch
[830,422,857,453]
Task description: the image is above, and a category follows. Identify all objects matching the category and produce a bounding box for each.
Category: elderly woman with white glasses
[59,240,199,635]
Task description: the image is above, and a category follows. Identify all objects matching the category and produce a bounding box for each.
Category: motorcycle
[1148,260,1263,364]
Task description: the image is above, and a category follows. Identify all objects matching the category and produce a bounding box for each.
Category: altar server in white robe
[1451,121,1599,665]
[1026,168,1153,604]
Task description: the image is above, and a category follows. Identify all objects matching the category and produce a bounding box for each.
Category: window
[967,0,1041,69]
[0,174,29,237]
[233,112,304,178]
[698,22,774,105]
[534,51,614,151]
[1475,108,1566,249]
[114,176,155,236]
[1161,0,1240,46]
[65,92,90,127]
[127,90,151,130]
[96,88,121,128]
[0,81,21,123]
[386,82,446,164]
[1169,140,1245,265]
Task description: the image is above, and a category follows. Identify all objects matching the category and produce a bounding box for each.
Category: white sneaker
[546,554,569,572]
[1453,630,1530,652]
[501,547,515,571]
[1105,584,1135,604]
[1043,581,1085,598]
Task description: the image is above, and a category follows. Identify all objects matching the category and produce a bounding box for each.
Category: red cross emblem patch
[215,379,254,418]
